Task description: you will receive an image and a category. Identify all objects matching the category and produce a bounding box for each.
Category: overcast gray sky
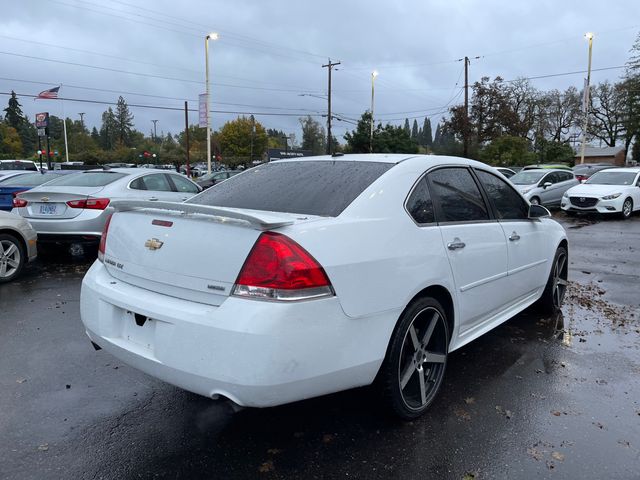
[1,0,638,143]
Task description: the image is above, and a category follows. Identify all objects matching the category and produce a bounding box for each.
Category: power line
[0,76,326,112]
[0,51,325,93]
[0,91,326,118]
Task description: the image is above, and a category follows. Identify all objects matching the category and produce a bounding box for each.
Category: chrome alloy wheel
[551,249,568,309]
[0,239,21,279]
[397,307,448,411]
[622,198,633,219]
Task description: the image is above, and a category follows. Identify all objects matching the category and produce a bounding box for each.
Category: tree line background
[1,33,639,168]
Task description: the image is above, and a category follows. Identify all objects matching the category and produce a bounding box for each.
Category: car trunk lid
[18,186,106,219]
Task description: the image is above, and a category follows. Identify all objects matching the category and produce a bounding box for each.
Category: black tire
[0,233,26,283]
[621,198,633,219]
[530,197,541,206]
[380,297,449,419]
[537,246,568,314]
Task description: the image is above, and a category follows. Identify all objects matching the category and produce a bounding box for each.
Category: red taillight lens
[67,198,111,210]
[12,197,28,208]
[12,190,27,198]
[232,232,333,301]
[98,214,113,262]
[576,175,588,183]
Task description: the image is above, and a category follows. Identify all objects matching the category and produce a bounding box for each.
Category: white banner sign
[199,93,208,128]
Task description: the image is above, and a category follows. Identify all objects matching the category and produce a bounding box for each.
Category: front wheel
[538,246,568,314]
[380,297,449,419]
[0,234,26,283]
[621,198,633,219]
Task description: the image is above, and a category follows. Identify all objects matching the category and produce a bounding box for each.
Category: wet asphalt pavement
[1,213,639,480]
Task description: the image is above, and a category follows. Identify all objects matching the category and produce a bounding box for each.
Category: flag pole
[61,84,69,162]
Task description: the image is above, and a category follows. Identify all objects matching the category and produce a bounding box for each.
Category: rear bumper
[80,262,396,407]
[37,233,100,244]
[15,208,107,238]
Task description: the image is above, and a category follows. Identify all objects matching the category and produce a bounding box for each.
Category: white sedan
[80,154,568,419]
[561,167,640,219]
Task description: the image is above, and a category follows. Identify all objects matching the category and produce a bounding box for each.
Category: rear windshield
[0,161,37,171]
[189,161,393,216]
[0,172,59,186]
[43,172,126,187]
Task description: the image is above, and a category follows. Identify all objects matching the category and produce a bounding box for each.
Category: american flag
[36,86,60,99]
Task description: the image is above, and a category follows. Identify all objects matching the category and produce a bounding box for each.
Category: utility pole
[151,119,159,141]
[322,58,340,154]
[250,115,255,164]
[458,55,480,157]
[463,56,469,158]
[78,112,85,129]
[184,101,191,177]
[579,33,594,165]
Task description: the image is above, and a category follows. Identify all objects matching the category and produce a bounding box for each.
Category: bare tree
[539,87,581,142]
[588,81,627,147]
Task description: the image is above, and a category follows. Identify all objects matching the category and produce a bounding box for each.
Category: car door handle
[509,232,521,241]
[447,238,466,250]
[148,197,158,201]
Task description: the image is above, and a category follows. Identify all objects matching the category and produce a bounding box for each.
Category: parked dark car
[196,170,241,189]
[572,163,616,183]
[0,172,64,211]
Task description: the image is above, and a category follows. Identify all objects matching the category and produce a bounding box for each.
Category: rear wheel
[380,297,449,419]
[0,234,26,283]
[621,198,633,219]
[538,246,568,314]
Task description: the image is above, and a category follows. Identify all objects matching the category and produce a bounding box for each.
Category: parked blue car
[0,172,62,211]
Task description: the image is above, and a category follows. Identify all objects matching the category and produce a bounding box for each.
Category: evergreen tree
[403,118,410,136]
[91,127,100,143]
[433,123,442,147]
[114,96,134,147]
[99,108,117,150]
[422,118,433,147]
[411,119,419,140]
[3,91,25,129]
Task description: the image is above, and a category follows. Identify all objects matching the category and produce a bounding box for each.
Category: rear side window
[170,174,199,193]
[43,172,126,187]
[427,168,489,222]
[406,178,435,224]
[475,170,529,220]
[189,161,394,217]
[137,174,172,192]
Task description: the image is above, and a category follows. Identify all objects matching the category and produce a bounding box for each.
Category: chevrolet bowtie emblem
[144,238,164,250]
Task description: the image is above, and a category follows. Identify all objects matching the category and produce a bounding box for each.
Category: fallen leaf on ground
[551,410,562,416]
[527,447,544,461]
[454,408,471,421]
[16,378,27,384]
[464,397,475,405]
[38,444,49,451]
[267,448,282,455]
[551,452,565,461]
[258,460,274,473]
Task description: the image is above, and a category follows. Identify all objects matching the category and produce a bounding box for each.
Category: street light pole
[370,70,378,153]
[579,32,594,165]
[205,32,218,174]
[78,112,85,129]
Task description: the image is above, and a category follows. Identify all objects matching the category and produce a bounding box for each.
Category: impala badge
[144,238,164,251]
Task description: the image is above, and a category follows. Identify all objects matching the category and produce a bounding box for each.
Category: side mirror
[543,182,553,189]
[529,204,551,219]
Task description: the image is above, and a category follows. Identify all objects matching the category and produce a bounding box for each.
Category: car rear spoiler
[109,200,294,231]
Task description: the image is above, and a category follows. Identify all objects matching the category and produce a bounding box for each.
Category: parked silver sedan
[12,168,201,246]
[0,211,37,282]
[509,168,579,206]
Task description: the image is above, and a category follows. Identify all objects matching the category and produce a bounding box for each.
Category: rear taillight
[232,232,333,301]
[67,198,111,210]
[12,190,27,198]
[576,175,588,183]
[98,214,113,263]
[12,197,28,208]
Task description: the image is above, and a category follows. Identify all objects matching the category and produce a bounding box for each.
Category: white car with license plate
[561,167,640,218]
[80,154,568,419]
